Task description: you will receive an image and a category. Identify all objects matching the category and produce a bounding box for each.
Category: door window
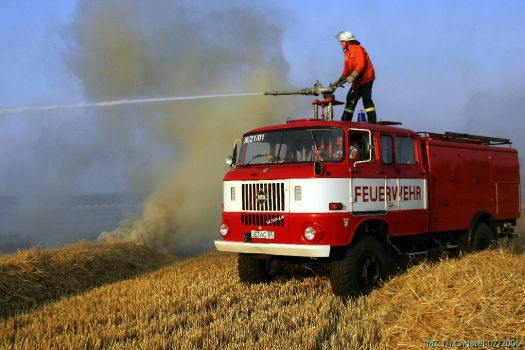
[395,136,417,164]
[380,134,394,165]
[349,130,373,163]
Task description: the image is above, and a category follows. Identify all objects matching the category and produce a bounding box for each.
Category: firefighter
[331,135,344,161]
[349,141,362,162]
[331,31,377,123]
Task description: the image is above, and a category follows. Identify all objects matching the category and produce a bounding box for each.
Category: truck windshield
[238,128,344,166]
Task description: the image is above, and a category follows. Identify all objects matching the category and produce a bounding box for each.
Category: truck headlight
[304,226,317,241]
[219,223,229,237]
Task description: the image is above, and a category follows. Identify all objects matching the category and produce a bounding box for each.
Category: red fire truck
[214,83,520,297]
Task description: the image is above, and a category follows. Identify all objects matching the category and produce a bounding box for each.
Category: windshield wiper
[245,153,270,165]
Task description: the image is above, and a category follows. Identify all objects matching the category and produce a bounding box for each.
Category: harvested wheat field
[0,245,523,349]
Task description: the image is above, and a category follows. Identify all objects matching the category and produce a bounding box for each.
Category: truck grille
[241,213,285,227]
[242,182,285,212]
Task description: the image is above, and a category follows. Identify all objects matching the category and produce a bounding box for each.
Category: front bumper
[214,240,330,257]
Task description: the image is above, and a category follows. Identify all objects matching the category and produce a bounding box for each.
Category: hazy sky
[1,0,524,195]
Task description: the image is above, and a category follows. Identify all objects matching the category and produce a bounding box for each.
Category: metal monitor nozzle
[264,80,341,120]
[264,81,336,97]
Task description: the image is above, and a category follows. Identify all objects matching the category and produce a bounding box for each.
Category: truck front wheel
[329,236,386,297]
[237,254,270,283]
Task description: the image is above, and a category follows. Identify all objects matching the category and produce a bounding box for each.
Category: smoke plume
[66,0,294,254]
[462,81,525,196]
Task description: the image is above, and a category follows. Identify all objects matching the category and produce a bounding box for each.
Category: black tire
[470,222,496,251]
[329,236,387,298]
[237,254,270,283]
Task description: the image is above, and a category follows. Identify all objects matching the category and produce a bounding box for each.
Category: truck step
[443,243,459,249]
[405,250,428,256]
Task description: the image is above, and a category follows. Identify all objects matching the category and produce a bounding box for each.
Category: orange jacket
[342,44,375,87]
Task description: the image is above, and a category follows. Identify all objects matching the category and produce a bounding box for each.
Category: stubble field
[0,241,524,349]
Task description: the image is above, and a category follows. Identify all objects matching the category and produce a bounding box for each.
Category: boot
[341,111,353,122]
[366,110,377,124]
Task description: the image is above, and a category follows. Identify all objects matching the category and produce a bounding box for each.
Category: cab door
[394,134,428,234]
[348,130,399,234]
[378,133,400,234]
[349,128,384,215]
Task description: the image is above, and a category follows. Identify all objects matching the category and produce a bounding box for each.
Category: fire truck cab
[215,118,520,297]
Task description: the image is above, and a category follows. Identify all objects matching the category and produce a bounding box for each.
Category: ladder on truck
[419,131,511,146]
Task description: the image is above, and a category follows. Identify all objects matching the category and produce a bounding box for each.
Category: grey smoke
[65,0,294,254]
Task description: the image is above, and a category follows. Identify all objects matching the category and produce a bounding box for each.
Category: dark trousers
[341,81,377,123]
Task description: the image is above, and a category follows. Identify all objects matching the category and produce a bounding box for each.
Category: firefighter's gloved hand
[346,71,359,84]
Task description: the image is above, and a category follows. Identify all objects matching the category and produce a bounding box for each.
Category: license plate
[251,230,274,239]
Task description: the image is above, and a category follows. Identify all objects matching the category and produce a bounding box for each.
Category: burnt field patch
[0,241,173,319]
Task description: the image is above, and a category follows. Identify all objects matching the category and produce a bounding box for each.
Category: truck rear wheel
[470,222,496,251]
[329,236,386,298]
[237,254,270,283]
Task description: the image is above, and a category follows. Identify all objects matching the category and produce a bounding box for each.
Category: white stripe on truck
[224,178,427,214]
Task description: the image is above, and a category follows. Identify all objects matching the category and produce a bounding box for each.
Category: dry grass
[513,214,525,254]
[0,245,523,349]
[363,250,525,348]
[0,241,174,319]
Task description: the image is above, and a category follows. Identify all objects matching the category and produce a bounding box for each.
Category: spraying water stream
[0,92,264,115]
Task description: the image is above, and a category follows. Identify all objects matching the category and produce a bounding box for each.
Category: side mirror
[226,139,240,168]
[232,143,238,164]
[314,161,323,176]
